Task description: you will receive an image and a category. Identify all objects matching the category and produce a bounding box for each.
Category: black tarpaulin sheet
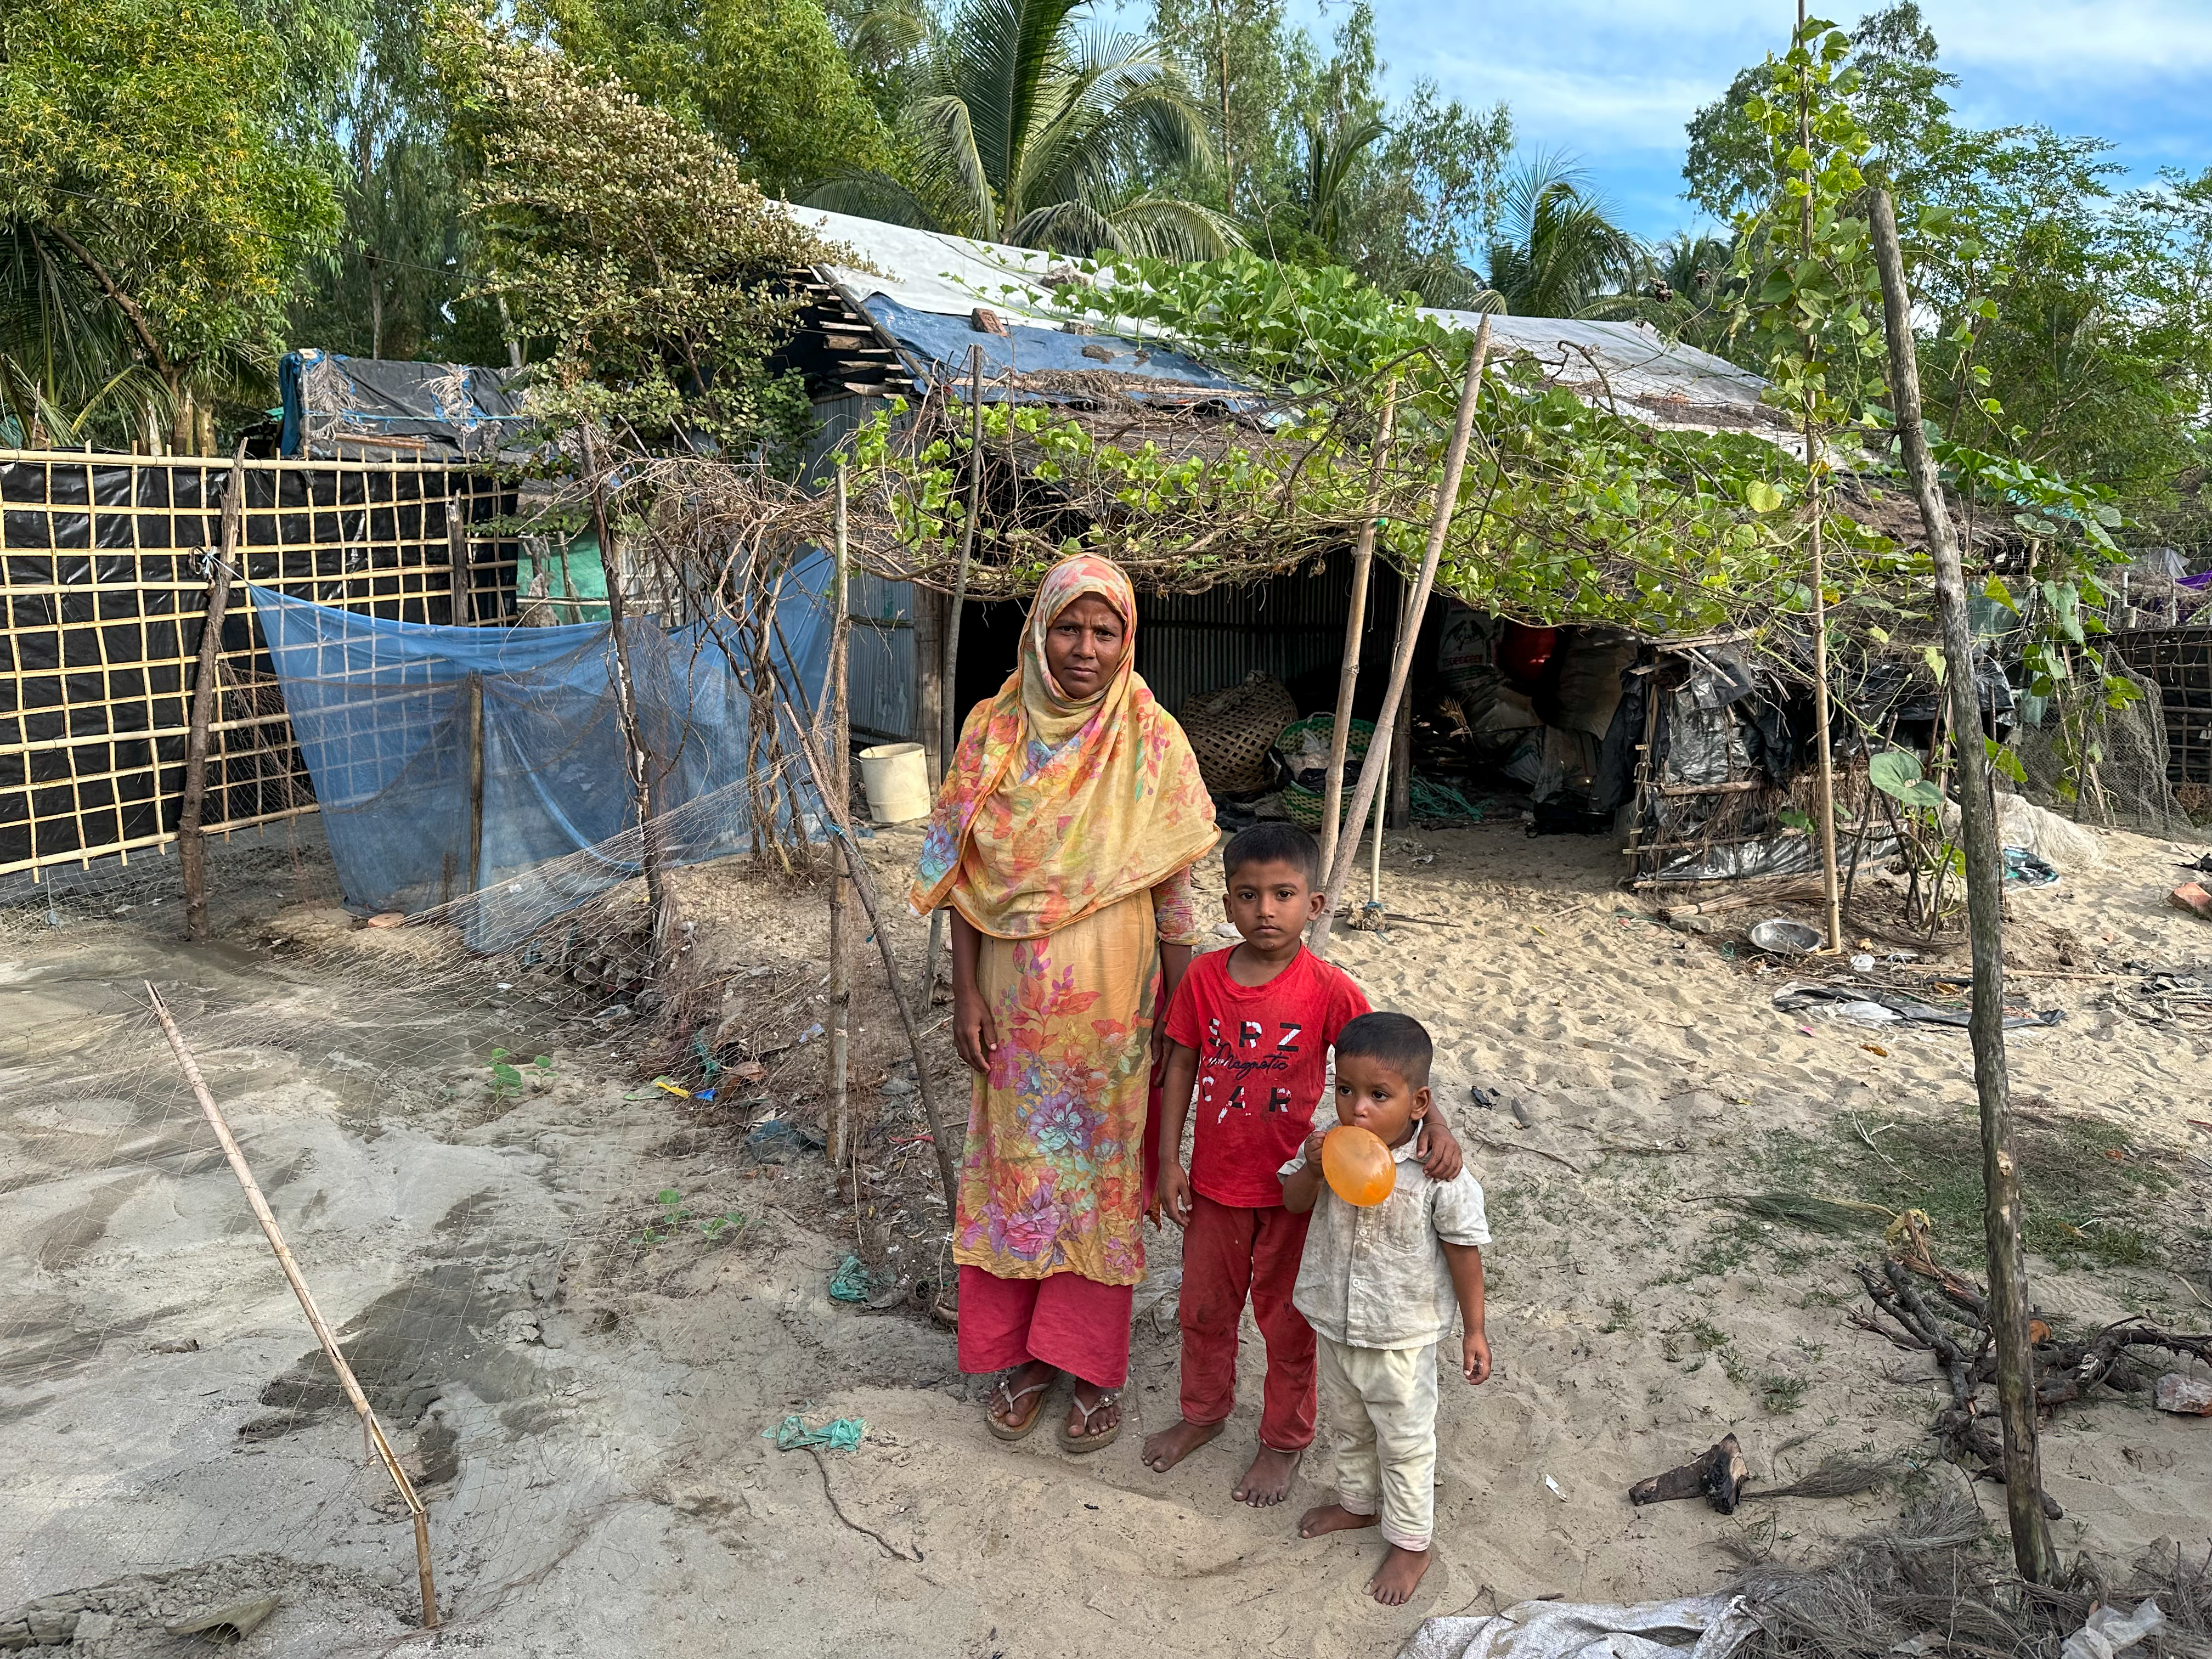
[280,351,529,459]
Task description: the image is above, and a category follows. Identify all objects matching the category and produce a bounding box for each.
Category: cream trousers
[1316,1333,1438,1551]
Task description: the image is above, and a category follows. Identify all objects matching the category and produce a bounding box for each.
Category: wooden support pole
[180,444,246,943]
[826,466,856,1169]
[779,689,963,1213]
[1311,319,1490,957]
[464,674,486,898]
[1870,186,2051,1584]
[148,984,439,1629]
[920,348,987,1012]
[579,425,676,980]
[1796,0,1846,955]
[447,494,474,626]
[912,586,945,786]
[1319,388,1399,876]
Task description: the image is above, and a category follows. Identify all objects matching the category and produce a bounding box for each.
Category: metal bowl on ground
[1748,918,1823,956]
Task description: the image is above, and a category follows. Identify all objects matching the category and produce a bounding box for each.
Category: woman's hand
[953,984,1000,1075]
[949,911,997,1075]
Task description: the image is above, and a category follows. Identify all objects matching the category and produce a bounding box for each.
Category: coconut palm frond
[1485,150,1642,319]
[816,0,1222,258]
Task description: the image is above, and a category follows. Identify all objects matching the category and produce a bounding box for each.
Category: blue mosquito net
[252,551,832,948]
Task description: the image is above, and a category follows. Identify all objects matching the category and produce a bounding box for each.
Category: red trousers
[1178,1194,1316,1450]
[958,1265,1135,1389]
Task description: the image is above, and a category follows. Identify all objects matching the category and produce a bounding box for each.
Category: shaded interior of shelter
[938,554,1747,864]
[925,541,2155,887]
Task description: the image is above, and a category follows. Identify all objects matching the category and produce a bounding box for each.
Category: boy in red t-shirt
[1142,823,1462,1505]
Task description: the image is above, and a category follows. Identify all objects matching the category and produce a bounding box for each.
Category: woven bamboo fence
[1,451,517,879]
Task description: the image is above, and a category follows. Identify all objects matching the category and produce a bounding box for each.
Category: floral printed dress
[953,870,1204,1288]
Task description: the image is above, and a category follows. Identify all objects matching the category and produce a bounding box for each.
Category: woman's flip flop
[986,1372,1054,1442]
[1057,1388,1122,1454]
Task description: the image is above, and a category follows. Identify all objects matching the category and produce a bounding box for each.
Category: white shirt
[1281,1138,1490,1351]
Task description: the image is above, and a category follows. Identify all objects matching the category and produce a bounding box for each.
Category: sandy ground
[2,810,2209,1658]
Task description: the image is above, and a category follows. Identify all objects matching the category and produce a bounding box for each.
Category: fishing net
[2015,662,2210,844]
[250,548,835,947]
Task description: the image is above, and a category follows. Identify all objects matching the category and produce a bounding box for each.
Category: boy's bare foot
[1141,1416,1223,1472]
[1367,1544,1430,1606]
[1233,1443,1301,1506]
[1297,1502,1378,1539]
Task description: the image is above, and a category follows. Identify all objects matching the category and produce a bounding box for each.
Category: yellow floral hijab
[909,555,1217,939]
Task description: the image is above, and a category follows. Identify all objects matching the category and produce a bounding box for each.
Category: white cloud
[1423,57,1731,155]
[1921,0,2212,81]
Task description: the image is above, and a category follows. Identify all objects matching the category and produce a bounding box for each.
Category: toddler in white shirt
[1279,1011,1490,1607]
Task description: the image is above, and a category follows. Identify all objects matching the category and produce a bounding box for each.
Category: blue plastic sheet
[252,552,832,946]
[859,295,1257,405]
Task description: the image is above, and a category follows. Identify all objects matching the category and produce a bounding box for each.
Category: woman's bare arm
[950,910,998,1074]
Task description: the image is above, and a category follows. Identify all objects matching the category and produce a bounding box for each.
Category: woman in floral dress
[910,555,1217,1452]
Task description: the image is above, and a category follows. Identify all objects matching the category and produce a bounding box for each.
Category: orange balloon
[1321,1125,1396,1207]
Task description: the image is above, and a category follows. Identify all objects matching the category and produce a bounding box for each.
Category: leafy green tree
[532,0,891,196]
[437,16,842,459]
[1144,2,1510,303]
[0,0,340,448]
[1908,157,2212,508]
[1685,2,1954,223]
[808,0,1238,258]
[1482,155,1639,318]
[1688,0,2210,516]
[287,0,481,365]
[825,0,938,126]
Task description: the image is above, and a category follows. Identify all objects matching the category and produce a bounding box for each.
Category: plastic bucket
[859,742,932,824]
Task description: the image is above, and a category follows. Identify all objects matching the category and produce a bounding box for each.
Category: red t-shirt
[1163,946,1372,1207]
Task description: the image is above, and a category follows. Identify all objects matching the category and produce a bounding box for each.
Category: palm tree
[807,0,1240,259]
[1482,153,1639,318]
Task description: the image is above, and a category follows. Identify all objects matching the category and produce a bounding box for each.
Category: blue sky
[1117,0,2212,242]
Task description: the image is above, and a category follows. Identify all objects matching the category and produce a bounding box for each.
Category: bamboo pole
[1869,187,2051,1583]
[180,443,246,943]
[778,689,963,1212]
[1796,0,1846,954]
[1389,581,1414,830]
[1318,387,1399,876]
[919,348,987,1012]
[447,494,474,626]
[147,984,439,1628]
[826,466,856,1169]
[1311,318,1491,957]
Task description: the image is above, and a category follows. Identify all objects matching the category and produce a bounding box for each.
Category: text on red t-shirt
[1163,945,1372,1207]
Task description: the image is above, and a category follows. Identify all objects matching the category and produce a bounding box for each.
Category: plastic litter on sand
[766,1415,866,1452]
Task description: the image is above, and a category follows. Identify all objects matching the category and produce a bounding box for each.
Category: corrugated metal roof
[783,205,1779,437]
[1427,313,1776,429]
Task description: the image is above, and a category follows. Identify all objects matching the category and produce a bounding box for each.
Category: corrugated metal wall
[1137,556,1394,716]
